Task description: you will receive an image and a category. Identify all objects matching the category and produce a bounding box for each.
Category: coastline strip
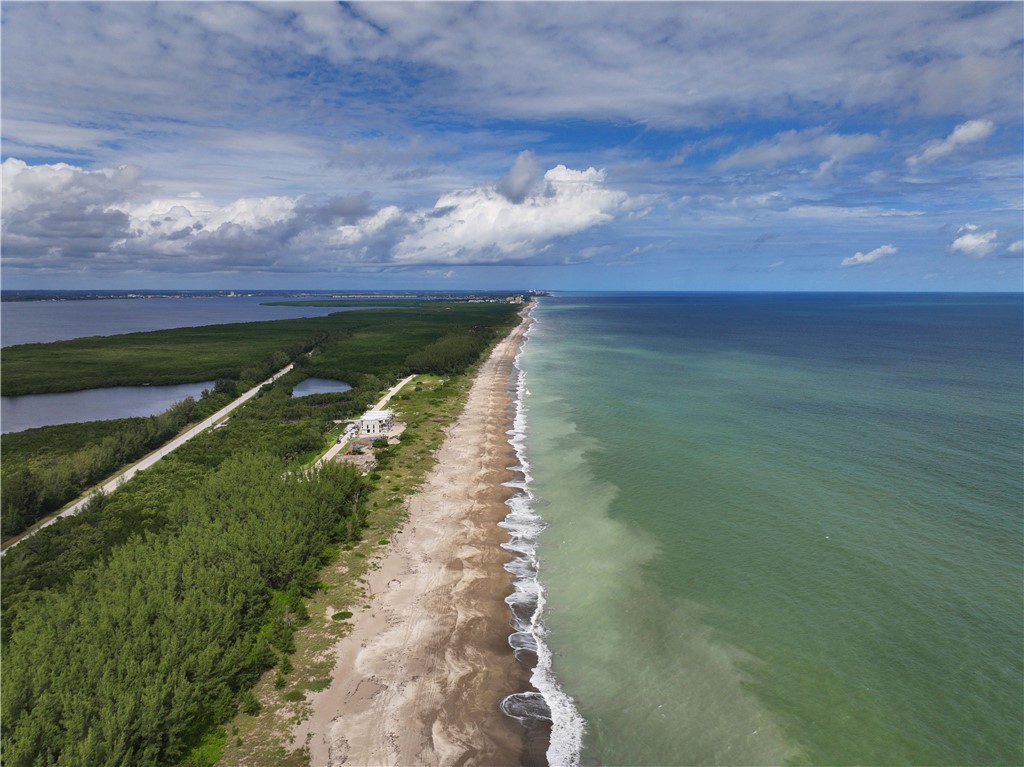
[500,317,587,766]
[294,311,544,766]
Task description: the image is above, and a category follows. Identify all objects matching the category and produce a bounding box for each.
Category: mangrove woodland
[0,300,523,766]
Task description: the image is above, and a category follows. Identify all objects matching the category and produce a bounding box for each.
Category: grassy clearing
[178,730,227,767]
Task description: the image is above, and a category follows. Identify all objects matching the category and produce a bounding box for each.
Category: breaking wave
[499,309,586,766]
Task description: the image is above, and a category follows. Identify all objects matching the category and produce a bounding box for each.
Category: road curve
[1,363,295,554]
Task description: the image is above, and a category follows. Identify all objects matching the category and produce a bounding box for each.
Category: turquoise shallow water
[520,294,1022,766]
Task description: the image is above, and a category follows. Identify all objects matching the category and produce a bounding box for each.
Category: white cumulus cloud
[3,157,631,273]
[907,119,995,169]
[389,164,629,264]
[1,159,376,271]
[840,244,897,267]
[949,224,999,258]
[1,158,142,261]
[2,157,143,213]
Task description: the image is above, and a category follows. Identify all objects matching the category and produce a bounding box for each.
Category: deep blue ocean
[515,294,1022,766]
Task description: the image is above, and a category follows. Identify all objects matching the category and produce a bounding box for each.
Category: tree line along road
[1,363,296,555]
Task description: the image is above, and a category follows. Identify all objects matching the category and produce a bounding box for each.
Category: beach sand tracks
[296,314,537,766]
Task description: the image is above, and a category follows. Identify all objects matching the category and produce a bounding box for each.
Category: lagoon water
[1,381,213,434]
[1,295,363,432]
[518,294,1022,766]
[290,377,352,397]
[0,295,356,347]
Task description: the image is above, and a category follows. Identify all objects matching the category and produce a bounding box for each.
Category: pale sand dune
[294,313,544,766]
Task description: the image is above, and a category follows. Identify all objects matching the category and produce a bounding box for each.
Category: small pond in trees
[290,377,353,397]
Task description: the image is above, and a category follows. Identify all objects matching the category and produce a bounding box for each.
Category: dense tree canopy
[0,397,219,540]
[2,454,365,767]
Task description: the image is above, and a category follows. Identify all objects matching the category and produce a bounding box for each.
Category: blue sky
[2,1,1021,292]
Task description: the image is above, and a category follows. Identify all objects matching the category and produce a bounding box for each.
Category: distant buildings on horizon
[1,289,547,303]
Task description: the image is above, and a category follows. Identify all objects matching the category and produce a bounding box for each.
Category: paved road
[372,374,417,411]
[1,363,295,554]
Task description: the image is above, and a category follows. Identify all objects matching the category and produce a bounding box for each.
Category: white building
[358,409,394,436]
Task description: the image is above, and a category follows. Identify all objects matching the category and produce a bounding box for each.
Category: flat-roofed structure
[358,409,394,436]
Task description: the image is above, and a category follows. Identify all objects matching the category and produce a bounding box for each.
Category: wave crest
[499,309,586,767]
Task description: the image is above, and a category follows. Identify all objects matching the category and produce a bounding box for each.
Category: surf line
[499,307,587,767]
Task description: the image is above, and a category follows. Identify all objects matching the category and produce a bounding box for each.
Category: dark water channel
[1,382,213,433]
[1,295,368,347]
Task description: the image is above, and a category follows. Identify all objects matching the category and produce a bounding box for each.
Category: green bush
[239,690,261,716]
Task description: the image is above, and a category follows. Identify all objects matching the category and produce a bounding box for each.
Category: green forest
[1,302,520,540]
[2,455,365,767]
[1,390,237,539]
[1,301,523,766]
[1,301,520,396]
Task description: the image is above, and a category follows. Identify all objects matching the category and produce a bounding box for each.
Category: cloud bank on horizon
[1,1,1021,291]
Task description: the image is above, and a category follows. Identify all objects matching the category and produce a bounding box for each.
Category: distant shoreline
[1,289,544,303]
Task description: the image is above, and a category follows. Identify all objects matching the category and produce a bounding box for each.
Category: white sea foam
[500,308,587,767]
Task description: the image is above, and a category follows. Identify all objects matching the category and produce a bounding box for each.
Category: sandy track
[294,314,540,766]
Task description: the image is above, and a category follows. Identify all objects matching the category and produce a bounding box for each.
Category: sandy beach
[294,311,546,766]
